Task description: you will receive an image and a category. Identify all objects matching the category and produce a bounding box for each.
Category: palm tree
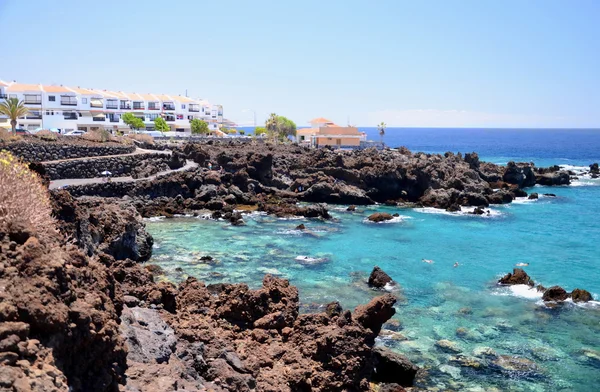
[0,98,29,135]
[265,113,279,143]
[377,121,386,144]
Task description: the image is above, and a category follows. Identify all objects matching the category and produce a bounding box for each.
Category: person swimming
[422,259,434,264]
[515,262,529,267]
[453,262,459,268]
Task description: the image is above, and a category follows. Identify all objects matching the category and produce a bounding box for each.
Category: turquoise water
[146,129,600,391]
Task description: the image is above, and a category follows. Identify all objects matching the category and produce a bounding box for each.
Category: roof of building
[67,86,97,95]
[42,85,74,93]
[1,79,217,106]
[6,83,42,92]
[309,117,333,123]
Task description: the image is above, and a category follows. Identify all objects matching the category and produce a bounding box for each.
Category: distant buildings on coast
[0,79,224,133]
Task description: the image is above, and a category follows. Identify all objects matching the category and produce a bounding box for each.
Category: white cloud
[366,109,574,128]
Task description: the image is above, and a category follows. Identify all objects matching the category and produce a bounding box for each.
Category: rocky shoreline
[1,139,598,391]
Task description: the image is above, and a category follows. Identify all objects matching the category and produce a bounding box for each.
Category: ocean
[147,128,600,391]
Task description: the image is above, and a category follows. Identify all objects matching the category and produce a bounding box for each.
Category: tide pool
[146,174,600,391]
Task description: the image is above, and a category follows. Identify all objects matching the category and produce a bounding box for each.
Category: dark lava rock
[379,384,407,392]
[542,286,569,302]
[528,193,539,200]
[543,193,556,197]
[368,266,393,289]
[368,212,394,222]
[372,347,419,387]
[590,163,599,174]
[446,203,461,212]
[498,268,534,286]
[472,206,485,215]
[571,288,593,303]
[353,294,397,336]
[347,205,356,211]
[325,301,343,318]
[513,188,528,198]
[536,172,570,186]
[503,162,536,188]
[295,223,306,230]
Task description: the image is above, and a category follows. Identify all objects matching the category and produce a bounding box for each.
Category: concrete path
[42,147,170,164]
[49,160,198,190]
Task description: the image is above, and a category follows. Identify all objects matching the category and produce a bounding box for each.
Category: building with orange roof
[0,78,224,134]
[297,117,366,148]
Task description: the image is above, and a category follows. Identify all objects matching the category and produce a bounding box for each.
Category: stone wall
[3,142,135,162]
[44,153,182,180]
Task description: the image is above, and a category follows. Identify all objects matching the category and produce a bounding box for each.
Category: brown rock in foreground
[498,268,534,286]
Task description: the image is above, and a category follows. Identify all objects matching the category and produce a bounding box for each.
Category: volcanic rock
[542,286,569,302]
[368,212,394,222]
[498,268,534,286]
[372,347,419,387]
[528,192,539,200]
[368,266,394,289]
[571,288,593,303]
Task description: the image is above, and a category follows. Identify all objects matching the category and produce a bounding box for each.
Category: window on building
[181,104,186,109]
[176,114,184,120]
[90,98,103,108]
[148,102,159,110]
[60,95,77,106]
[82,98,87,104]
[9,94,17,99]
[24,94,41,104]
[48,95,55,102]
[106,99,118,109]
[133,101,144,110]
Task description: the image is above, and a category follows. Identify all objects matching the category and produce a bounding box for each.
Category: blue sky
[0,0,598,127]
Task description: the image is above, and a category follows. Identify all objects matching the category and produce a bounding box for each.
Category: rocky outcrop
[542,286,569,302]
[536,171,571,186]
[0,229,126,391]
[51,190,153,261]
[372,347,419,387]
[571,288,593,303]
[498,268,534,286]
[503,162,536,188]
[368,212,394,222]
[368,266,394,289]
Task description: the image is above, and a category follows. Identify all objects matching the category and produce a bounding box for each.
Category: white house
[0,79,223,133]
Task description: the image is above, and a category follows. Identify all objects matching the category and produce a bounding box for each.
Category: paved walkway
[42,147,170,164]
[49,160,198,190]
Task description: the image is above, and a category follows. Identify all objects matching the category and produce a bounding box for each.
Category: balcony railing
[148,106,160,110]
[165,117,176,122]
[106,104,118,109]
[189,107,200,112]
[133,105,145,110]
[64,114,78,120]
[26,114,42,119]
[92,116,106,121]
[24,99,42,105]
[163,104,175,110]
[120,105,131,110]
[0,94,7,99]
[61,100,77,106]
[109,117,120,123]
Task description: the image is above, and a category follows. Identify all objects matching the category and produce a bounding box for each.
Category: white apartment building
[0,80,223,133]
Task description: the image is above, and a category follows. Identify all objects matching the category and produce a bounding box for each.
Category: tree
[190,118,209,134]
[265,113,296,141]
[377,122,386,144]
[154,116,170,133]
[254,126,267,136]
[0,98,29,134]
[122,112,145,131]
[239,130,245,135]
